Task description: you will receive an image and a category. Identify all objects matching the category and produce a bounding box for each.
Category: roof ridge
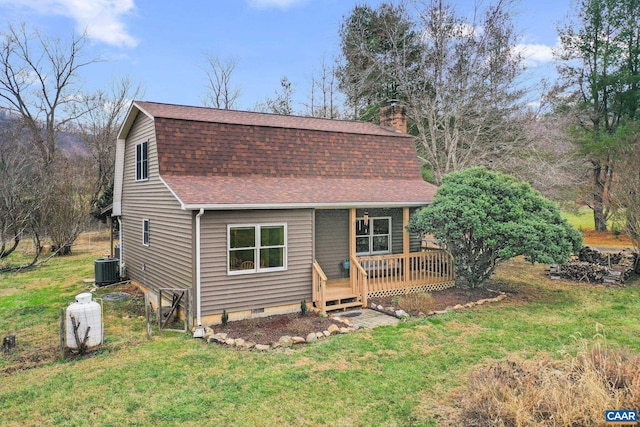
[134,100,407,137]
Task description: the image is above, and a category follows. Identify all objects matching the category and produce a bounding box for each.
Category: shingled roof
[124,101,436,209]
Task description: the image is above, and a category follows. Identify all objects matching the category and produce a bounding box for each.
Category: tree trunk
[592,162,608,232]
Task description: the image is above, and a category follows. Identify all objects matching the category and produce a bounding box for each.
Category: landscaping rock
[339,327,350,334]
[255,344,270,351]
[225,338,235,346]
[279,336,293,348]
[244,341,256,349]
[395,309,409,318]
[292,336,305,344]
[306,333,318,343]
[233,338,245,347]
[316,332,324,339]
[327,324,340,335]
[323,330,331,337]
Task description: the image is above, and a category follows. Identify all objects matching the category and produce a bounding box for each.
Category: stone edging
[203,291,508,351]
[369,291,508,318]
[203,317,356,352]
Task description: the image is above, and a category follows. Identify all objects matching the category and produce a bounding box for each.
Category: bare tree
[43,157,92,255]
[254,76,295,115]
[0,24,98,259]
[303,58,344,119]
[202,54,241,110]
[336,0,528,185]
[77,76,143,216]
[0,23,95,168]
[408,0,527,185]
[612,137,640,251]
[0,116,35,259]
[0,113,43,268]
[504,111,590,204]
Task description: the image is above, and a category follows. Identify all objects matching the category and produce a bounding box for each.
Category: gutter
[192,208,206,338]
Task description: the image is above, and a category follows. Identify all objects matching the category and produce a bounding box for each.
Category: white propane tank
[66,292,103,349]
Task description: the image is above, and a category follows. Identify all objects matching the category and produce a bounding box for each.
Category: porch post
[403,207,410,283]
[349,208,357,298]
[349,208,356,259]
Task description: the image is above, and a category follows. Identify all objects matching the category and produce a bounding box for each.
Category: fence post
[145,293,152,340]
[59,308,65,361]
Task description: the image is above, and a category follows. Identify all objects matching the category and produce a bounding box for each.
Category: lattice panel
[367,281,456,298]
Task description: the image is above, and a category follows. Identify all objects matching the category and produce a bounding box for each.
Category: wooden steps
[322,279,363,312]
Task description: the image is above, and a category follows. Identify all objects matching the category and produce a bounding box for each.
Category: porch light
[363,211,369,226]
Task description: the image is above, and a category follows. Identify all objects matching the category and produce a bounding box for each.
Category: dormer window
[135,141,148,181]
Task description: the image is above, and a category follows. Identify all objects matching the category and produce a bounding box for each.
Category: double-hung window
[142,219,150,246]
[355,217,391,255]
[228,224,286,274]
[135,141,148,181]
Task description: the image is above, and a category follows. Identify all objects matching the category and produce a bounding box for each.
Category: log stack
[550,247,638,285]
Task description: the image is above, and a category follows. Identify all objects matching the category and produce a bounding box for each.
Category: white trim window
[142,219,150,246]
[356,216,392,255]
[135,141,148,181]
[228,224,287,274]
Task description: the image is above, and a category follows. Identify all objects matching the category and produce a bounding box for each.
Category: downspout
[193,208,206,338]
[117,217,124,277]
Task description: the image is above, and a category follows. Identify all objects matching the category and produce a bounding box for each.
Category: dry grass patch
[396,292,435,313]
[445,339,640,426]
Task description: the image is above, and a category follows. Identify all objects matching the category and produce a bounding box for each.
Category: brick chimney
[379,102,407,134]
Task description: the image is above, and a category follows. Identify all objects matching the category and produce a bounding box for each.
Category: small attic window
[135,141,148,181]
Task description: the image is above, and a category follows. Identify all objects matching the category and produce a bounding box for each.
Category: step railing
[312,260,327,314]
[350,256,368,308]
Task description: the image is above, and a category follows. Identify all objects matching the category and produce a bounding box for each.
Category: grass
[562,207,633,248]
[1,233,639,426]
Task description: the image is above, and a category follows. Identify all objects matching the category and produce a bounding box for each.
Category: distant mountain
[0,110,89,158]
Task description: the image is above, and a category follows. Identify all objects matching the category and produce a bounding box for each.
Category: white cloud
[515,42,556,66]
[0,0,137,48]
[247,0,307,10]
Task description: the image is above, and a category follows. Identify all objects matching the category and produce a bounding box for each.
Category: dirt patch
[369,286,502,317]
[212,313,338,345]
[582,229,632,248]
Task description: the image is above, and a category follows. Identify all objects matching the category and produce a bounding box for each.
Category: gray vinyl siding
[314,209,349,280]
[409,207,422,252]
[121,113,193,297]
[200,209,313,315]
[356,208,403,254]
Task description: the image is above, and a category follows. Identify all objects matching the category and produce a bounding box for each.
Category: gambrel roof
[117,101,436,210]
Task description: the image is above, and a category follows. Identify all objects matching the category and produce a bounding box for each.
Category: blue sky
[0,0,571,111]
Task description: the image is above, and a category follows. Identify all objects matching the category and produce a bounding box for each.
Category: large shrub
[408,167,582,288]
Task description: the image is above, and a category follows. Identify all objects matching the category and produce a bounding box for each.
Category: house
[112,101,454,333]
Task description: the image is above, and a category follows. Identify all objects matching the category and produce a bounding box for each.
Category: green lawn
[562,206,625,231]
[1,235,639,426]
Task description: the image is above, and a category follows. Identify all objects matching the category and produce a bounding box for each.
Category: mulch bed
[211,285,505,345]
[213,313,337,345]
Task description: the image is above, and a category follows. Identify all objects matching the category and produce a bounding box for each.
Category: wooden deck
[313,251,455,314]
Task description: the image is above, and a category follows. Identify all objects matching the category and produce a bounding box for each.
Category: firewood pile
[548,246,638,284]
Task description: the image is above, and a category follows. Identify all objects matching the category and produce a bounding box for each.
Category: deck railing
[350,256,368,308]
[358,250,455,297]
[312,260,327,312]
